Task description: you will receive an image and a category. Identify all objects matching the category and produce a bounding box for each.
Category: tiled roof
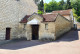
[20,14,58,23]
[20,15,30,23]
[52,9,72,15]
[41,14,58,22]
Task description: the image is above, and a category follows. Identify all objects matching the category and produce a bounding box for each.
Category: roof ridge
[43,13,58,15]
[52,9,72,12]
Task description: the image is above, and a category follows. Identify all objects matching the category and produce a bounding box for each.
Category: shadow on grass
[0,29,79,50]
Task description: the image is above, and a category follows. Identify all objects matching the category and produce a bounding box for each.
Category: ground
[0,29,80,54]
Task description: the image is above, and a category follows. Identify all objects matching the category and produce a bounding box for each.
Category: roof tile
[52,9,72,15]
[20,9,72,23]
[20,14,58,23]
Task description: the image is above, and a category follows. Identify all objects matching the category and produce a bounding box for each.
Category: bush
[77,16,80,22]
[38,10,43,15]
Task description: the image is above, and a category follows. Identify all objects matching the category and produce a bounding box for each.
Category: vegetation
[77,16,80,22]
[38,0,80,22]
[38,10,43,15]
[38,0,44,14]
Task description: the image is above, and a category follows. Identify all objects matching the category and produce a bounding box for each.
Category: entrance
[32,25,39,40]
[6,28,11,40]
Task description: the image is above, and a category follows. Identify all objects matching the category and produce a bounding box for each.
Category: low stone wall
[55,15,71,38]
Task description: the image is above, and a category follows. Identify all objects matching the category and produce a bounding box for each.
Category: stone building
[20,12,72,41]
[0,0,73,41]
[52,9,74,28]
[0,0,40,40]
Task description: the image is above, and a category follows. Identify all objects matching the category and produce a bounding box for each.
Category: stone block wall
[20,14,56,40]
[0,0,38,40]
[55,15,71,38]
[19,14,72,41]
[23,22,55,41]
[39,22,56,40]
[26,14,43,40]
[63,14,74,28]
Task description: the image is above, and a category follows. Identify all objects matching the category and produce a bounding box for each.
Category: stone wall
[63,15,71,20]
[0,0,38,40]
[39,22,56,40]
[19,14,55,40]
[55,14,71,38]
[23,14,56,40]
[26,14,43,40]
[25,22,56,41]
[19,14,72,41]
[63,14,74,28]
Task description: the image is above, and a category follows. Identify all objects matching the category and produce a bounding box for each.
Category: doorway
[6,28,11,40]
[31,25,39,40]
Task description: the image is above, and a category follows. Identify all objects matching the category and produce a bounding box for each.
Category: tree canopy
[44,0,80,22]
[38,0,80,22]
[38,0,44,12]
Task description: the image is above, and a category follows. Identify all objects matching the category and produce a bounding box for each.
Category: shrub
[38,10,43,15]
[77,16,80,22]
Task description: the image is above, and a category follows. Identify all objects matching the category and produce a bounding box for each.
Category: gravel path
[0,30,80,54]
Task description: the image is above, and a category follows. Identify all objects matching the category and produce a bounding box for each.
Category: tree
[59,0,66,10]
[44,3,49,12]
[72,8,78,17]
[44,0,59,12]
[60,0,65,6]
[66,0,72,9]
[43,0,80,22]
[77,16,80,22]
[48,1,58,11]
[38,0,44,12]
[71,0,80,16]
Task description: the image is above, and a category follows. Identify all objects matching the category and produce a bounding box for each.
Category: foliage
[38,0,44,12]
[59,0,66,10]
[43,0,80,22]
[71,0,80,22]
[44,0,60,12]
[66,0,72,9]
[77,16,80,22]
[38,10,43,15]
[72,8,78,17]
[71,0,80,16]
[44,0,72,12]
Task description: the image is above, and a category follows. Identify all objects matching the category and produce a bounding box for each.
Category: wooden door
[6,28,11,40]
[32,25,39,40]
